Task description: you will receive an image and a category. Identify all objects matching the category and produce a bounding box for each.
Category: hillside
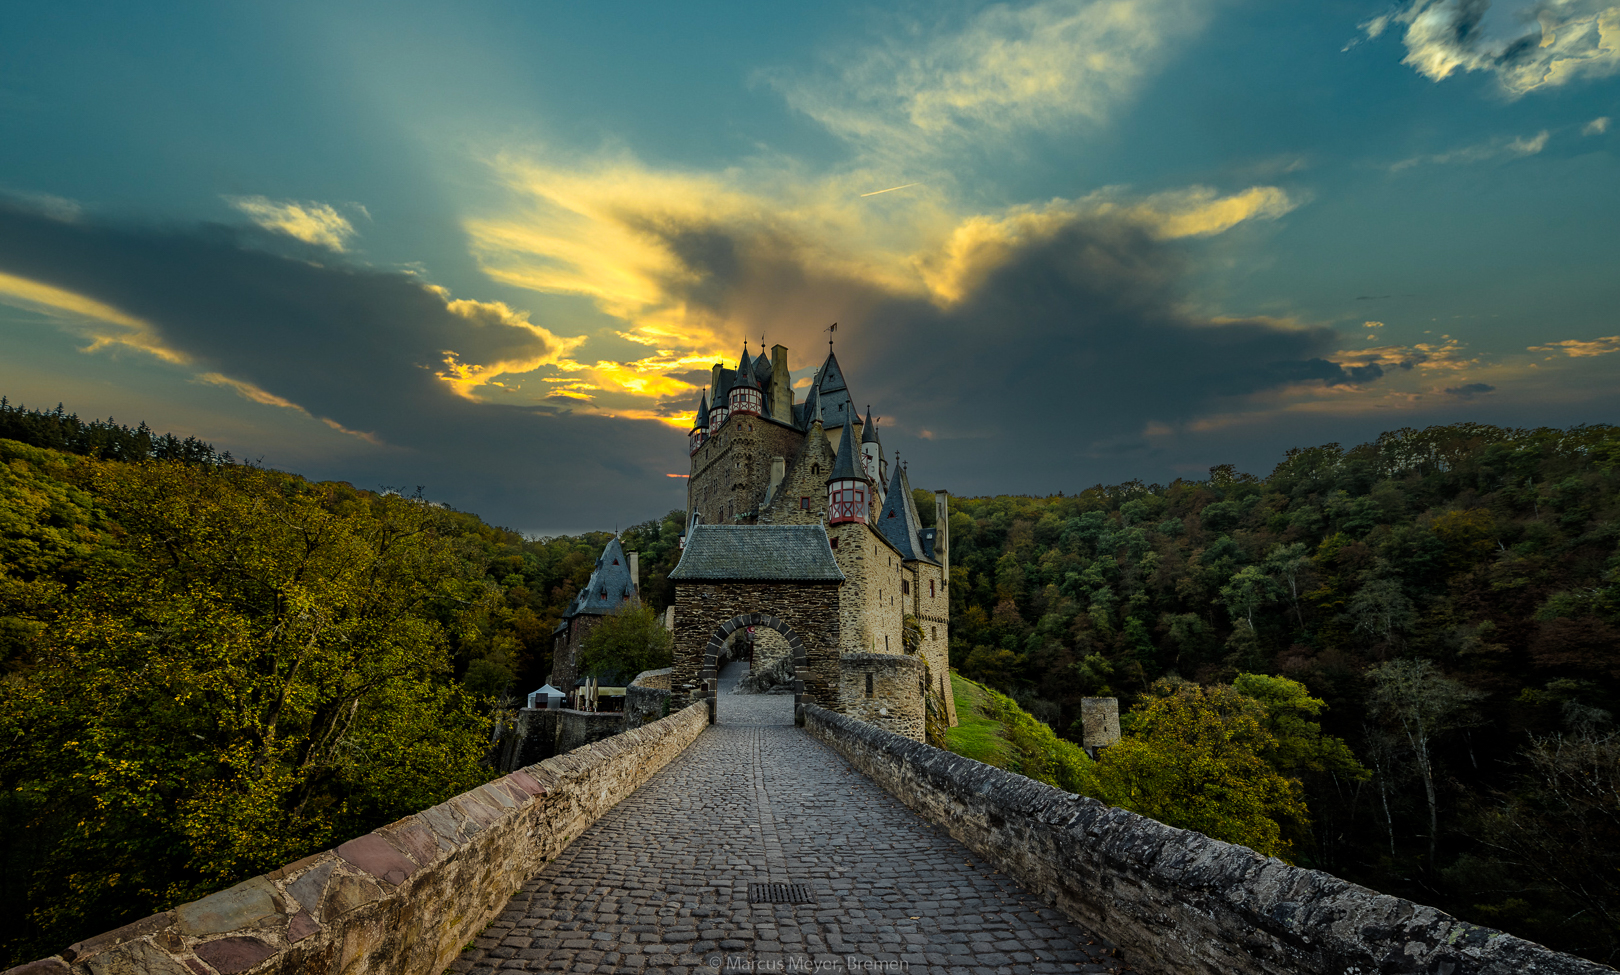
[926,422,1620,962]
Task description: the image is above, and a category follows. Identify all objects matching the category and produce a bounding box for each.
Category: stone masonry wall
[829,521,904,658]
[688,414,804,526]
[837,653,925,741]
[671,580,840,711]
[6,704,710,975]
[801,705,1607,975]
[903,558,955,726]
[623,668,672,732]
[759,421,833,526]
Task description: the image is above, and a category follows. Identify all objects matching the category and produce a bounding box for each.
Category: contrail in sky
[860,182,920,198]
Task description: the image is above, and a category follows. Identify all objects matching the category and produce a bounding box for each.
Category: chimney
[770,344,794,424]
[628,552,639,592]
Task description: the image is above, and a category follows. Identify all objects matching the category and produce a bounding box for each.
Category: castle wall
[904,559,956,726]
[837,652,925,741]
[549,613,605,692]
[759,422,833,525]
[687,414,804,526]
[670,580,840,711]
[830,522,905,658]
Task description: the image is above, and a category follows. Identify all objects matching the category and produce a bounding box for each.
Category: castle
[668,341,957,735]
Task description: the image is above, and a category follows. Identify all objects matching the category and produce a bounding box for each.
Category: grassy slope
[943,672,1096,796]
[943,671,1011,766]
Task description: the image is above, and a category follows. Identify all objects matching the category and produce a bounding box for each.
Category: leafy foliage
[933,421,1620,960]
[579,604,673,686]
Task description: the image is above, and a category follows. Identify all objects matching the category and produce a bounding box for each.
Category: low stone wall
[802,705,1608,975]
[555,709,624,754]
[837,653,925,742]
[624,668,673,731]
[7,703,710,975]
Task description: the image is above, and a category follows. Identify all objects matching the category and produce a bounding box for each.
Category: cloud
[1586,115,1612,133]
[0,197,690,532]
[226,196,360,250]
[1361,0,1620,96]
[1444,381,1497,398]
[1529,334,1620,356]
[1336,337,1478,371]
[1390,129,1550,170]
[774,0,1211,168]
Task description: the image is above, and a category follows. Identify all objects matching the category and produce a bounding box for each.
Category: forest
[929,422,1620,963]
[1,399,1616,964]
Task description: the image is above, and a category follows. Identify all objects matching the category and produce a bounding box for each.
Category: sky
[0,0,1616,535]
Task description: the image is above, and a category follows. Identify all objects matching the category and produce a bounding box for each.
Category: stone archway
[697,612,808,721]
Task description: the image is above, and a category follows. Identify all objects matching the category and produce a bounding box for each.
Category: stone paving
[451,663,1131,975]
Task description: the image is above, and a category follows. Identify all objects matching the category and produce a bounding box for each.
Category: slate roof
[827,410,865,482]
[812,351,854,428]
[563,535,638,618]
[753,350,773,386]
[694,390,709,430]
[861,406,880,444]
[669,524,846,581]
[877,464,936,563]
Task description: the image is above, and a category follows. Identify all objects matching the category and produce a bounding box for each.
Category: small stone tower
[860,406,884,506]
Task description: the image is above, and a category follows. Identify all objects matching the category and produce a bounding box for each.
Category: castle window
[612,559,619,565]
[800,496,810,510]
[930,579,935,597]
[932,627,937,640]
[812,464,820,475]
[902,580,910,595]
[830,537,838,549]
[865,673,874,698]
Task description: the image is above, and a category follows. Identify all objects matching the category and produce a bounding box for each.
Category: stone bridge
[6,663,1607,975]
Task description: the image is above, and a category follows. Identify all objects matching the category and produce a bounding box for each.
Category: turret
[826,408,871,525]
[860,406,883,505]
[708,368,731,434]
[728,355,764,417]
[690,389,709,454]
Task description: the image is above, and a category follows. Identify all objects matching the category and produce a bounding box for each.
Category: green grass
[942,672,1098,796]
[943,672,1011,766]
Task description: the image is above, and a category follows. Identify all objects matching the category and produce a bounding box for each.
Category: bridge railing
[802,703,1608,975]
[6,703,710,975]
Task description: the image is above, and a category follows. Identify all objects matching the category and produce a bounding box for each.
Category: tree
[578,604,672,685]
[1365,659,1481,868]
[1469,730,1620,962]
[1093,679,1309,860]
[0,460,492,960]
[1263,543,1311,630]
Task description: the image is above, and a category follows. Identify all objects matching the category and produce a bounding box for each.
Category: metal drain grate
[748,882,813,904]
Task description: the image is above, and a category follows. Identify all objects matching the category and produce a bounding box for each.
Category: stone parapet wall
[6,704,710,975]
[837,653,925,741]
[629,667,671,690]
[624,668,673,731]
[801,705,1608,975]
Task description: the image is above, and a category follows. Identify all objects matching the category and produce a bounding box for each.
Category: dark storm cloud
[639,210,1382,493]
[1444,382,1496,398]
[0,199,684,531]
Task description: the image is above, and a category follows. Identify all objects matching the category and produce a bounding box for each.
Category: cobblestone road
[452,663,1128,975]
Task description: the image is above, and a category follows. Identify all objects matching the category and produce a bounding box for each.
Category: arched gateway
[667,524,845,721]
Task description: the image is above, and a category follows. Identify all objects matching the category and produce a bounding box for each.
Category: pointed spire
[877,461,934,562]
[695,388,709,429]
[827,415,865,484]
[861,405,880,444]
[737,341,752,380]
